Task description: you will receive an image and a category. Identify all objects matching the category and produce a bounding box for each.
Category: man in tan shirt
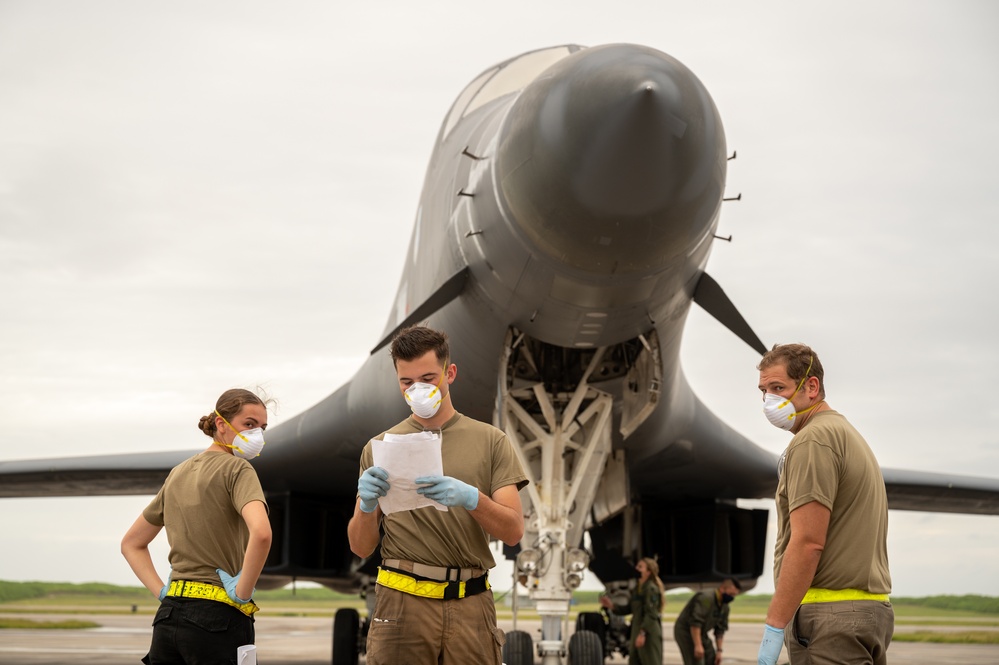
[756,344,892,665]
[347,325,528,665]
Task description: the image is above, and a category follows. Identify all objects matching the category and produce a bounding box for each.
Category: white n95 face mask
[763,393,798,431]
[405,364,447,419]
[405,382,444,419]
[228,427,266,459]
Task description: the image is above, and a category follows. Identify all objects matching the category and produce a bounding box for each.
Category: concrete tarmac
[1,610,997,664]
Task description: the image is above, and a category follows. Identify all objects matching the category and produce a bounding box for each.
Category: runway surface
[1,610,997,664]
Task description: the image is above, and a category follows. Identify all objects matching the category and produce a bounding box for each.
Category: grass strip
[0,618,100,629]
[892,630,999,644]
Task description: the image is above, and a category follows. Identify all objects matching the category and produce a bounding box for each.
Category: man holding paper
[347,325,528,665]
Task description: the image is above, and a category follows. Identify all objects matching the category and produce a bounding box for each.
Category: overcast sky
[1,1,997,597]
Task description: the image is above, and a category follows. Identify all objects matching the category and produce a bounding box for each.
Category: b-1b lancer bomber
[3,43,998,665]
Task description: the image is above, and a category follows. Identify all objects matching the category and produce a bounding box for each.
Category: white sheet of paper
[237,644,256,665]
[371,431,447,514]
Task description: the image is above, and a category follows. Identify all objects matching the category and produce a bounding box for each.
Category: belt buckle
[443,579,462,600]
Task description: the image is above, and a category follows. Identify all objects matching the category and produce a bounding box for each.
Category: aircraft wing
[883,467,999,515]
[0,450,194,497]
[4,451,997,514]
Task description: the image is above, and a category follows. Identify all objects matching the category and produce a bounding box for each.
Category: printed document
[371,431,447,514]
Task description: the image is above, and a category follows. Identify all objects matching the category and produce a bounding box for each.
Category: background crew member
[601,557,666,665]
[673,578,742,665]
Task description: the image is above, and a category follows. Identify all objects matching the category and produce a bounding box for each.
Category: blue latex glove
[158,570,172,601]
[216,568,253,604]
[758,624,785,665]
[415,475,479,510]
[358,466,390,513]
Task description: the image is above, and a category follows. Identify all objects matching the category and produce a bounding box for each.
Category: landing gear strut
[497,330,622,665]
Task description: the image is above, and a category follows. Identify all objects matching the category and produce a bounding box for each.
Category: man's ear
[805,376,821,398]
[446,363,457,384]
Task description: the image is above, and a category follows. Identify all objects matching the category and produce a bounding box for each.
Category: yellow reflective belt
[376,568,488,599]
[166,580,260,616]
[801,587,889,604]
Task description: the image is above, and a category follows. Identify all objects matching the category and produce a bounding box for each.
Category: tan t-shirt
[359,412,528,570]
[143,451,267,584]
[773,410,891,594]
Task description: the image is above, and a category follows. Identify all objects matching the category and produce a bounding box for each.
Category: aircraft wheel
[574,611,607,652]
[332,608,359,665]
[501,629,534,665]
[568,629,604,665]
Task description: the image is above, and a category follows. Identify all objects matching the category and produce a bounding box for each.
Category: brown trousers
[365,584,505,665]
[786,600,894,665]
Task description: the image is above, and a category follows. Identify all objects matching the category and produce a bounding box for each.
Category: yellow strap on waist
[166,580,260,616]
[376,568,489,599]
[800,587,889,604]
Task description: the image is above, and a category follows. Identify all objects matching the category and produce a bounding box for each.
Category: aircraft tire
[568,629,604,665]
[574,611,607,651]
[502,629,534,665]
[332,607,360,665]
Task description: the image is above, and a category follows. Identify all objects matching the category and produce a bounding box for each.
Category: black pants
[143,597,254,665]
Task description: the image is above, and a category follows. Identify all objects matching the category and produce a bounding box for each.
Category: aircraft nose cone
[497,44,727,276]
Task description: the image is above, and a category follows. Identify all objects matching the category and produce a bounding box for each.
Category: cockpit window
[442,68,496,138]
[442,45,581,139]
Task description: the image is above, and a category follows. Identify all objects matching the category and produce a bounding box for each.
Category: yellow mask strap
[428,362,448,399]
[778,355,816,416]
[215,409,250,451]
